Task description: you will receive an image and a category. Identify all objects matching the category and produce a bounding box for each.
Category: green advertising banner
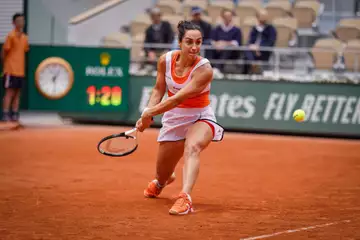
[0,43,2,95]
[0,43,3,119]
[63,76,360,137]
[27,45,130,112]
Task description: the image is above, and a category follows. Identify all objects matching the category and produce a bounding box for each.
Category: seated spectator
[190,6,213,58]
[143,7,174,66]
[210,9,242,73]
[190,7,212,45]
[243,9,277,75]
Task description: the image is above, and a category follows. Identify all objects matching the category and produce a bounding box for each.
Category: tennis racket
[97,128,138,157]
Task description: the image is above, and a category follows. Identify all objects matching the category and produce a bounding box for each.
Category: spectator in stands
[190,7,212,45]
[1,13,29,122]
[143,7,174,66]
[190,6,212,58]
[171,7,212,52]
[242,9,277,75]
[210,9,242,74]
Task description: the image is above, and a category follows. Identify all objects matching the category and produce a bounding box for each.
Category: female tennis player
[135,20,224,215]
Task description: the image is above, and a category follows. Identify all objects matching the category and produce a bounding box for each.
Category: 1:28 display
[86,85,122,106]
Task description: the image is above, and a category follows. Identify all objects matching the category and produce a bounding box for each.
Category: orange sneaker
[169,192,194,215]
[143,173,176,198]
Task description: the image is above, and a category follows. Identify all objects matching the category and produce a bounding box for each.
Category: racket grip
[125,128,137,135]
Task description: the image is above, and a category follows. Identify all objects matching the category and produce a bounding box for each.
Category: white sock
[187,193,192,202]
[154,179,164,189]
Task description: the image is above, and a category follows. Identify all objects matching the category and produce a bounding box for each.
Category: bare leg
[182,121,213,194]
[2,89,15,121]
[11,89,21,112]
[168,121,213,215]
[155,140,184,185]
[11,89,21,121]
[144,140,185,198]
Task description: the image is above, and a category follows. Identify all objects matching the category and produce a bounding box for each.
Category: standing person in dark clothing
[1,13,29,123]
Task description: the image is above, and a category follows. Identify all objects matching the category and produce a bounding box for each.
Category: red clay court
[1,125,360,240]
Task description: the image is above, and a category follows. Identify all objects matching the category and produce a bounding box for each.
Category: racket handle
[125,128,137,135]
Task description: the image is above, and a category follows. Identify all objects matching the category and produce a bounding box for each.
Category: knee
[184,141,202,159]
[5,89,15,97]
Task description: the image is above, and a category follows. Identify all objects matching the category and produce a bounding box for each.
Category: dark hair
[12,13,24,22]
[177,20,202,42]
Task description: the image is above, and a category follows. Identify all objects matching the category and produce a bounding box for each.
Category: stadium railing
[118,42,360,84]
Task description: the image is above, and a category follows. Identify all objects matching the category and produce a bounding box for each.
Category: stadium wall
[27,0,112,45]
[68,0,153,46]
[1,44,360,139]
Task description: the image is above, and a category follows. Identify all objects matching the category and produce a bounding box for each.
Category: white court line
[240,220,351,240]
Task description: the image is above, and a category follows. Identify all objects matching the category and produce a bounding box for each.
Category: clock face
[35,57,74,99]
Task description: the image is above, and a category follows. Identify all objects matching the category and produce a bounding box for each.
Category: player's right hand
[135,118,145,132]
[136,115,153,132]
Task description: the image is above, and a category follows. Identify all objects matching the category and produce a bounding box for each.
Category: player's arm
[0,47,4,64]
[1,35,12,63]
[144,63,213,117]
[145,54,167,109]
[24,36,30,52]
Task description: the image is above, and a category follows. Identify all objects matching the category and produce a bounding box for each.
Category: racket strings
[100,136,137,155]
[97,128,138,157]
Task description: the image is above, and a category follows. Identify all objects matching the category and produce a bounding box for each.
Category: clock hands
[51,66,61,94]
[52,66,61,82]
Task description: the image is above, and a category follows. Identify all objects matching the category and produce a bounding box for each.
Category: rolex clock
[35,57,74,100]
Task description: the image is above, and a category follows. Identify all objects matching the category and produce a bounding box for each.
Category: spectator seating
[291,1,322,28]
[333,18,360,42]
[131,33,146,62]
[130,14,151,37]
[311,38,343,70]
[235,1,262,24]
[265,1,292,22]
[102,32,131,47]
[100,0,360,75]
[343,39,360,71]
[156,0,182,15]
[272,17,298,47]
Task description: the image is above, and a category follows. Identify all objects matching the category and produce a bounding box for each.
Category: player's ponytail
[177,20,202,42]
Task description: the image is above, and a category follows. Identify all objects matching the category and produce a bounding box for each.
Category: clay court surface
[1,125,360,240]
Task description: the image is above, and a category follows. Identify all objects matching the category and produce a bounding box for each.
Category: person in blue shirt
[210,9,242,73]
[243,9,277,74]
